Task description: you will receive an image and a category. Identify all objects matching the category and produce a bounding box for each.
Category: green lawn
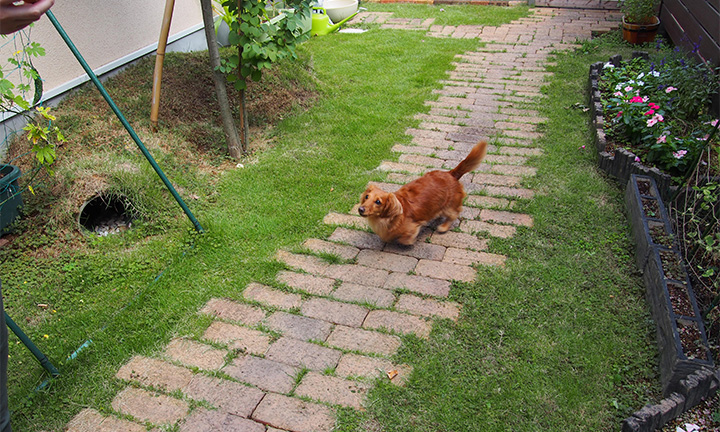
[2,6,660,431]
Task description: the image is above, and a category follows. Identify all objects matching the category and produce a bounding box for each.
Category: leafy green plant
[217,0,311,90]
[600,53,719,177]
[0,36,64,170]
[22,106,65,168]
[619,0,659,24]
[210,0,310,154]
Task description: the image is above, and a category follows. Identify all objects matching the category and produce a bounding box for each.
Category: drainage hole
[78,194,134,236]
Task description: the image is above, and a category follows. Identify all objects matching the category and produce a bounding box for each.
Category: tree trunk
[199,0,244,158]
[240,88,249,151]
[237,0,249,152]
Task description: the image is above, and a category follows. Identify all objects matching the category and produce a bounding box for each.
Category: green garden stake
[4,312,59,377]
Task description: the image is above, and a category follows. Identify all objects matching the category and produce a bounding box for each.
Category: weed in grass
[293,368,310,390]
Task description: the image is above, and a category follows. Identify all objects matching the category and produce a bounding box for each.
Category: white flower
[673,150,687,159]
[637,80,644,86]
[651,71,660,77]
[637,72,645,79]
[603,62,615,69]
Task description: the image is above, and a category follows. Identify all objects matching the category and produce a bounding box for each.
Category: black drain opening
[78,193,133,236]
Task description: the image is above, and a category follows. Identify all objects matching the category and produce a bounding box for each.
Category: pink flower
[634,156,641,162]
[648,103,660,110]
[614,91,624,97]
[673,150,687,159]
[630,96,644,103]
[646,114,663,127]
[625,86,634,92]
[709,119,719,127]
[616,111,623,118]
[657,135,667,143]
[644,109,655,116]
[665,86,677,93]
[698,135,709,141]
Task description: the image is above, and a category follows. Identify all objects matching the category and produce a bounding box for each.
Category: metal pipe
[44,10,204,233]
[4,312,59,377]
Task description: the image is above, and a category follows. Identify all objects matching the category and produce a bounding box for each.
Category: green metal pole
[4,312,59,377]
[44,10,204,233]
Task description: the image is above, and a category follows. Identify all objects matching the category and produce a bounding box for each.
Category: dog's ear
[383,193,403,217]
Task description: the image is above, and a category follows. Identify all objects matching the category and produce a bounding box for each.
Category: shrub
[619,0,659,25]
[600,52,719,177]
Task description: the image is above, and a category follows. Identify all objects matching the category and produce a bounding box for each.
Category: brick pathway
[65,8,620,432]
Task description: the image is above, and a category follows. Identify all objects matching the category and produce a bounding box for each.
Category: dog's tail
[449,141,487,180]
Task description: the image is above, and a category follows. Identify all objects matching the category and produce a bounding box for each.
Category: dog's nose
[358,207,365,216]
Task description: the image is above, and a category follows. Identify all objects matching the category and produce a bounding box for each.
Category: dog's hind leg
[436,207,461,233]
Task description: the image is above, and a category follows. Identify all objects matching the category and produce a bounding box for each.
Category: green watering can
[311,6,358,36]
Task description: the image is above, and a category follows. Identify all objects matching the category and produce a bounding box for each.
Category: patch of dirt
[157,50,317,155]
[642,197,660,218]
[668,282,695,317]
[676,319,707,360]
[649,222,673,248]
[659,249,686,281]
[1,49,319,257]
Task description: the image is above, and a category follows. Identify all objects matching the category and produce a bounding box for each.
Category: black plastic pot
[0,164,23,234]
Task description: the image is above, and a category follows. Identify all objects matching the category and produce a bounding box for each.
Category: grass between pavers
[334,35,661,431]
[2,6,661,431]
[360,1,531,27]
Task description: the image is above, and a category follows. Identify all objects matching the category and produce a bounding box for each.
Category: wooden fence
[660,0,719,67]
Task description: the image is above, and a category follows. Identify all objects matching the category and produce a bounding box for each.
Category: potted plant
[619,0,661,44]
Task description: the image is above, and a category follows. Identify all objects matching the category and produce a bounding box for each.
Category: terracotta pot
[622,15,660,45]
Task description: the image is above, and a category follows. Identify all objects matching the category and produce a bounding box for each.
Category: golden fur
[358,141,487,245]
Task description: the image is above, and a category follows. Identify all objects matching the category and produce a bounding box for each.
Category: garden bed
[621,174,718,431]
[588,51,720,431]
[588,53,676,201]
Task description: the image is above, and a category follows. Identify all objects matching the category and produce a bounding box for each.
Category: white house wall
[1,0,206,156]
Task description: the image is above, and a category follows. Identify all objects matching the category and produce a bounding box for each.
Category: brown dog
[358,141,487,245]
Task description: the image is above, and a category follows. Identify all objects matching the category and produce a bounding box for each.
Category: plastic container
[0,164,23,234]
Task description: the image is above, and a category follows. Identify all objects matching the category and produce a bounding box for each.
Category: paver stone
[251,393,335,432]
